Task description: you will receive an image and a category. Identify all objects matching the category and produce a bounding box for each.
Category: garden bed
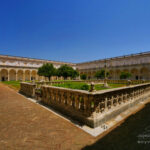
[52,82,126,91]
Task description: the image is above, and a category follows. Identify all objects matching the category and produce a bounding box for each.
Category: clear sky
[0,0,150,63]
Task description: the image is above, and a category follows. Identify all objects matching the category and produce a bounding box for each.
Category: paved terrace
[0,84,95,150]
[1,83,150,150]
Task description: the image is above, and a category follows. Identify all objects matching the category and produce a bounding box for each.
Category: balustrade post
[104,97,108,111]
[74,94,79,110]
[83,94,89,115]
[67,92,71,106]
[111,96,114,107]
[116,95,119,105]
[131,90,134,100]
[121,93,123,104]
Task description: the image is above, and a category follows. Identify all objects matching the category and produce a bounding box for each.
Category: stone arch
[25,70,31,81]
[31,70,37,80]
[91,71,96,79]
[140,67,149,80]
[109,70,114,79]
[1,69,8,81]
[119,69,131,79]
[115,69,121,79]
[9,69,16,81]
[37,75,42,81]
[131,68,139,80]
[140,67,149,74]
[80,72,84,75]
[123,69,129,73]
[17,70,24,81]
[87,72,92,79]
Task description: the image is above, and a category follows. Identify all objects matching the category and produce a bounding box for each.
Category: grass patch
[53,82,126,91]
[1,81,31,91]
[1,81,126,91]
[53,82,90,91]
[1,81,21,90]
[95,83,126,91]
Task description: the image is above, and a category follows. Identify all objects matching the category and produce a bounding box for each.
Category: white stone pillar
[16,72,18,81]
[30,71,32,81]
[23,71,25,81]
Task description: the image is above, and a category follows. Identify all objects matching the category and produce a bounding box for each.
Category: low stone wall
[41,83,150,128]
[20,82,36,98]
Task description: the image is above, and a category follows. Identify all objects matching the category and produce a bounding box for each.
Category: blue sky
[0,0,150,63]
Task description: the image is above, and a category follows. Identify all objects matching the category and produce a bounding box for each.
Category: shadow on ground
[19,92,86,127]
[82,103,150,150]
[38,101,85,127]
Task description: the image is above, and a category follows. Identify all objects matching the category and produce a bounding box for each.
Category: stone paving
[1,83,150,150]
[0,83,98,150]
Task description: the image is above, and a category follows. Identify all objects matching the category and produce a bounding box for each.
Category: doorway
[2,77,5,81]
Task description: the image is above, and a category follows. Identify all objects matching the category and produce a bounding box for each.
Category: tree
[80,74,87,80]
[57,64,79,80]
[94,69,109,79]
[38,63,56,81]
[71,70,79,79]
[120,72,131,79]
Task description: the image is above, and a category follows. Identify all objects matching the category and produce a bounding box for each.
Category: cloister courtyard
[1,0,150,149]
[1,53,150,149]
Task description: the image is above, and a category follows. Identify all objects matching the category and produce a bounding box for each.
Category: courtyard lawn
[53,82,89,91]
[1,81,31,91]
[1,81,21,91]
[53,82,126,91]
[1,81,126,91]
[95,83,126,91]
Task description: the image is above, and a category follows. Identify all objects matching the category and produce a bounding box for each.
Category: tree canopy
[57,64,79,80]
[120,72,131,79]
[94,69,109,79]
[80,74,87,80]
[37,63,56,81]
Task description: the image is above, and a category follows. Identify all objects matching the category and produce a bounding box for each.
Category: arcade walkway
[0,83,95,150]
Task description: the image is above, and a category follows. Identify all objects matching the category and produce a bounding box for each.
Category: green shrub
[81,84,89,90]
[53,82,89,91]
[120,72,131,79]
[81,74,87,80]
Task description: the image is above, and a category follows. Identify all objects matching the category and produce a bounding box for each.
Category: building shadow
[82,103,150,150]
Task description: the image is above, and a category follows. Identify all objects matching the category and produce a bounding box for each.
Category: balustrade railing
[20,81,150,128]
[20,82,36,97]
[41,83,150,127]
